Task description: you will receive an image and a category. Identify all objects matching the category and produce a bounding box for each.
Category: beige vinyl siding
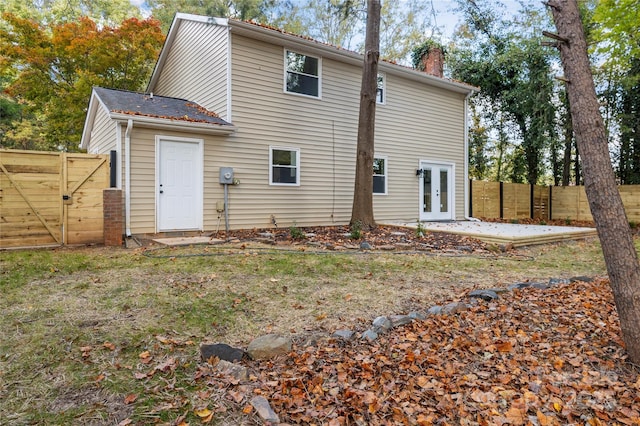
[374,76,467,221]
[224,34,361,229]
[220,34,467,229]
[87,106,117,154]
[128,126,245,234]
[153,20,229,120]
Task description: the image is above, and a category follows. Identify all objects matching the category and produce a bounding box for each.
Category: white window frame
[373,156,388,195]
[376,73,386,105]
[284,49,321,99]
[269,146,301,186]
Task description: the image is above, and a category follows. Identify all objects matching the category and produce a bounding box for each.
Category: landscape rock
[468,289,499,301]
[549,277,571,286]
[426,305,443,316]
[332,329,356,340]
[508,282,532,291]
[378,244,396,251]
[486,287,511,294]
[530,282,550,290]
[570,275,594,283]
[250,396,279,423]
[200,343,245,362]
[360,241,372,250]
[246,334,292,360]
[361,329,379,341]
[215,359,249,381]
[372,316,392,333]
[389,314,414,327]
[408,311,427,320]
[441,302,468,315]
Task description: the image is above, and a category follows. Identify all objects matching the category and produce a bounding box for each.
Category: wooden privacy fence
[1,149,110,248]
[470,180,640,222]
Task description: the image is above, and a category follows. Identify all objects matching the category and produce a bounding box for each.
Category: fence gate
[0,149,109,249]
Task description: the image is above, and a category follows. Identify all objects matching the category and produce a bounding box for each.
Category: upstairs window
[285,50,320,98]
[373,157,387,194]
[376,74,385,104]
[270,146,300,185]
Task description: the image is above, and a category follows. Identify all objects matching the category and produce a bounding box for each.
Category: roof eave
[110,112,236,135]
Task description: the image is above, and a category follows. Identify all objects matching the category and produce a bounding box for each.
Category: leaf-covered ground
[193,278,639,425]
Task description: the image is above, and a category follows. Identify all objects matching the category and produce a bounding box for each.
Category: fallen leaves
[220,278,639,425]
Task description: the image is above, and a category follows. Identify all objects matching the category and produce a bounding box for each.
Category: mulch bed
[213,224,492,252]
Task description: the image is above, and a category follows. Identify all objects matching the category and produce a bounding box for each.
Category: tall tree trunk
[350,0,380,229]
[547,0,640,363]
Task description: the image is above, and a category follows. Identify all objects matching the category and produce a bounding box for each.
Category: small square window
[373,157,387,194]
[376,74,385,104]
[285,50,320,98]
[270,147,300,186]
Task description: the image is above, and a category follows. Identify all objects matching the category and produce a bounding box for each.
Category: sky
[128,0,525,38]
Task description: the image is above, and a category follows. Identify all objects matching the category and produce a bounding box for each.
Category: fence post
[549,185,553,220]
[530,183,534,219]
[469,179,473,217]
[499,182,504,218]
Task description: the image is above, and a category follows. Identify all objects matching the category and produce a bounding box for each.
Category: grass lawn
[0,235,627,424]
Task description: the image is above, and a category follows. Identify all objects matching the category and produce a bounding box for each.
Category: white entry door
[157,138,203,231]
[419,162,454,221]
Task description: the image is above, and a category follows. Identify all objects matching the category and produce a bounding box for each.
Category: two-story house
[80,13,477,237]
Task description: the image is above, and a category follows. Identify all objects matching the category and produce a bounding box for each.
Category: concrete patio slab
[384,220,598,247]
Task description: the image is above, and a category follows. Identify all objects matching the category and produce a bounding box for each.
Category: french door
[419,161,454,221]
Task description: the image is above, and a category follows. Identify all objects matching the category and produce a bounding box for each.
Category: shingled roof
[93,87,232,127]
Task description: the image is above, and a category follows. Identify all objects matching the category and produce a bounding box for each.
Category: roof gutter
[110,113,236,135]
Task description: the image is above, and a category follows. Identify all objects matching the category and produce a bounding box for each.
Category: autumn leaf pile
[191,278,639,425]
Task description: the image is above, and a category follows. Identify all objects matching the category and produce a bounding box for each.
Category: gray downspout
[125,119,133,237]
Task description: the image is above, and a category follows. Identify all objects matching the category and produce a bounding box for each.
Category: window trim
[376,73,386,105]
[269,146,301,186]
[373,156,388,195]
[284,49,322,99]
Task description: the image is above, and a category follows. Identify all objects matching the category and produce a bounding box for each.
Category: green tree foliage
[468,106,490,180]
[147,0,288,32]
[592,0,640,184]
[0,14,164,151]
[0,0,140,26]
[449,0,558,185]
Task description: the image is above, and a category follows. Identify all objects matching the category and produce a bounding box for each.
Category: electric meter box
[219,167,234,184]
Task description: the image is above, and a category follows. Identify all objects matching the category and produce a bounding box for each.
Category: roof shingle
[94,87,231,126]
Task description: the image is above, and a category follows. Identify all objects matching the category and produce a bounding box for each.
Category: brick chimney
[420,47,444,78]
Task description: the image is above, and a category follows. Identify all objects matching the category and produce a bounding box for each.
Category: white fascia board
[109,113,236,135]
[147,14,229,93]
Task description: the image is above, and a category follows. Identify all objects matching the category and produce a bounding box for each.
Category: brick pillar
[103,189,124,246]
